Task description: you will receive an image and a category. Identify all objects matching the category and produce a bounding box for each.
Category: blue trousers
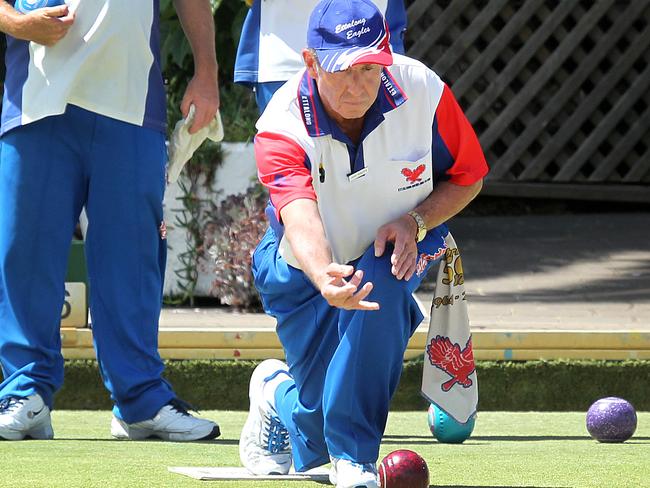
[0,105,174,422]
[252,226,446,470]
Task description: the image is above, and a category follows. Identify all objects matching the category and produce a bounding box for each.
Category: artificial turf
[1,410,648,487]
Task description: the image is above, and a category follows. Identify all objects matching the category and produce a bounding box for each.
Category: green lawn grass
[1,411,648,488]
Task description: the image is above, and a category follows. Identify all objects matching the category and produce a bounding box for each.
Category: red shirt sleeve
[255,131,317,220]
[434,84,489,185]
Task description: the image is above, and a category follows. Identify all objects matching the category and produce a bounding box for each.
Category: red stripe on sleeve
[255,131,317,220]
[436,85,489,185]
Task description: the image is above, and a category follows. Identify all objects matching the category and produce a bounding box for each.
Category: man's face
[305,53,382,121]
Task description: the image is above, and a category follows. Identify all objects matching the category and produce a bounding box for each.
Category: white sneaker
[0,393,54,440]
[239,359,293,475]
[111,399,219,441]
[329,457,379,488]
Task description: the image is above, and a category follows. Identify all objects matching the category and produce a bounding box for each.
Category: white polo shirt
[1,0,166,136]
[255,54,489,269]
[234,0,407,85]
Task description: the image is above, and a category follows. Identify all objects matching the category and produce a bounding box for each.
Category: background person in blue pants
[238,0,488,486]
[234,0,407,113]
[0,0,220,441]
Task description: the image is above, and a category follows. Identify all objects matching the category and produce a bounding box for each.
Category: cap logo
[348,25,371,39]
[335,18,367,34]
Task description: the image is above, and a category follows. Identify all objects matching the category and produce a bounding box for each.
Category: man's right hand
[12,5,74,46]
[318,263,380,311]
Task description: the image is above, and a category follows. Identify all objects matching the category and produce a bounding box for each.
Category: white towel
[167,105,224,184]
[421,232,478,424]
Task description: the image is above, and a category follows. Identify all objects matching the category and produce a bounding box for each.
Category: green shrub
[35,359,650,411]
[218,83,259,142]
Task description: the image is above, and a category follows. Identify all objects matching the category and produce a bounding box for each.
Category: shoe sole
[111,417,220,442]
[0,422,54,441]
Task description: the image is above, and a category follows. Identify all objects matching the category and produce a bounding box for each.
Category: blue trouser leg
[253,229,337,470]
[0,117,85,408]
[0,106,174,421]
[253,227,446,470]
[322,244,428,463]
[83,110,174,423]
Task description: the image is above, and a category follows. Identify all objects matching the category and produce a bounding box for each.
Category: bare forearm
[281,199,333,290]
[282,198,379,310]
[0,1,20,36]
[173,0,218,76]
[414,179,483,230]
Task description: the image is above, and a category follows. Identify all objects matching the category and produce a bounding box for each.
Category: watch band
[407,210,427,242]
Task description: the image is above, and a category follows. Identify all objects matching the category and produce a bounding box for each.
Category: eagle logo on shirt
[401,164,426,183]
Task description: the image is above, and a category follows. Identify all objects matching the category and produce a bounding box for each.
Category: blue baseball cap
[307,0,393,73]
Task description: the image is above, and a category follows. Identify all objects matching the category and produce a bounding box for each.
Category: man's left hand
[180,72,220,134]
[374,215,419,281]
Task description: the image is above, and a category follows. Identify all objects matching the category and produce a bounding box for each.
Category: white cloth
[421,232,478,424]
[167,105,224,184]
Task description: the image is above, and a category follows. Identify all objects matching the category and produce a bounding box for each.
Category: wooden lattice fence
[405,0,650,202]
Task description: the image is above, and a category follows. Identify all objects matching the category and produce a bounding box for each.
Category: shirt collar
[297,68,408,139]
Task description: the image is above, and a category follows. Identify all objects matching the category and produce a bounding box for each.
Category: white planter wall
[163,142,257,297]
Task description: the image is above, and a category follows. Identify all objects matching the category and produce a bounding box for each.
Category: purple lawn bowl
[586,397,637,443]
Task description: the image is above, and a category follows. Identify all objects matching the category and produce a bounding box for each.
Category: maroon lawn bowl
[378,449,429,488]
[586,397,637,443]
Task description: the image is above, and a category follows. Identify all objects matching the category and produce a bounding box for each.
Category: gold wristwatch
[407,210,427,242]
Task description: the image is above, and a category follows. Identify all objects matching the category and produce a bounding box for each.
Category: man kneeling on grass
[238,0,488,486]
